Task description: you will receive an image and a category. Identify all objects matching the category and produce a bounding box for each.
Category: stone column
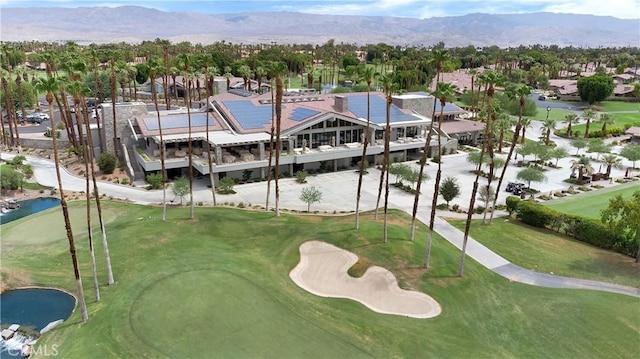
[259,142,265,160]
[215,146,222,164]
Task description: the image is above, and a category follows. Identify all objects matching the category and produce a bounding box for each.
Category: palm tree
[354,66,377,230]
[69,81,100,302]
[204,65,219,206]
[489,84,530,224]
[602,154,622,178]
[599,113,615,138]
[495,113,513,153]
[148,58,169,220]
[179,53,196,219]
[410,49,448,243]
[108,55,119,158]
[459,70,503,274]
[570,157,594,185]
[0,70,17,148]
[520,117,533,144]
[274,62,286,217]
[422,82,456,266]
[89,48,106,151]
[541,117,557,145]
[380,73,395,243]
[563,113,580,137]
[583,109,596,138]
[35,76,89,322]
[223,66,233,92]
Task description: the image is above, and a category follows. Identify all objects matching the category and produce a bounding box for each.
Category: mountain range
[1,6,638,48]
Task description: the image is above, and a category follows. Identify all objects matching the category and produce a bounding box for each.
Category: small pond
[0,288,75,358]
[0,198,60,225]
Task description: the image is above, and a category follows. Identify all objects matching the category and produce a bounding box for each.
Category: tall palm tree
[599,113,615,138]
[108,55,119,158]
[179,53,196,219]
[583,109,596,139]
[148,58,169,220]
[422,82,457,266]
[381,74,395,243]
[0,70,17,148]
[35,76,89,322]
[265,66,276,211]
[409,49,449,242]
[69,80,100,302]
[489,84,529,224]
[354,66,377,230]
[459,70,502,275]
[541,117,557,145]
[563,113,580,138]
[274,62,285,217]
[204,65,219,206]
[88,48,106,151]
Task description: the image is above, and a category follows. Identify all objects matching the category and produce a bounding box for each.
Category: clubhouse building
[101,89,478,185]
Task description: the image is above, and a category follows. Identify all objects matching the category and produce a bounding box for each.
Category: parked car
[505,182,525,192]
[25,113,43,123]
[538,95,546,101]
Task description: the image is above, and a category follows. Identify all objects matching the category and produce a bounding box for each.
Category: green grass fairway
[2,202,639,358]
[598,101,640,112]
[546,182,640,219]
[562,113,640,134]
[448,218,640,288]
[532,107,573,121]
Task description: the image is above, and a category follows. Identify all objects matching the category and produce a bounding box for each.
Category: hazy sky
[1,0,639,19]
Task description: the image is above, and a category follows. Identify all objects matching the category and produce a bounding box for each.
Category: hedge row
[508,196,635,258]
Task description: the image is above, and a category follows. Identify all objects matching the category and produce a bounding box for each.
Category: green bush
[217,177,236,194]
[516,200,557,228]
[475,206,485,214]
[296,170,308,184]
[146,172,163,189]
[436,203,448,210]
[505,196,521,216]
[607,127,624,137]
[97,152,117,174]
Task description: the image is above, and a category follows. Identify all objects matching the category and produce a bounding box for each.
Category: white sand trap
[290,241,442,319]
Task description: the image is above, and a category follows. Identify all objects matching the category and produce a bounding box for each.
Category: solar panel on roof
[223,100,273,130]
[347,95,417,124]
[290,107,320,122]
[144,113,216,130]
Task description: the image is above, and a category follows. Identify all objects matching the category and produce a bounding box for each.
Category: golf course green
[1,202,638,358]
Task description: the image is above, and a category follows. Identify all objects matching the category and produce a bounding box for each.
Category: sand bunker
[290,241,441,319]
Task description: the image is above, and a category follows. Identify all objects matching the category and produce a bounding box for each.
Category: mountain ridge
[1,6,638,47]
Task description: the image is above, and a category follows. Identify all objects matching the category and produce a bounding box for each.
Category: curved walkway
[2,151,638,298]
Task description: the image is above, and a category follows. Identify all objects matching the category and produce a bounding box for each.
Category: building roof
[438,118,485,135]
[625,126,640,136]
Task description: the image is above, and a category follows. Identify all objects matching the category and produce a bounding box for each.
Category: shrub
[505,196,521,216]
[452,204,460,211]
[475,206,485,214]
[217,177,236,194]
[436,203,448,210]
[146,173,163,189]
[121,178,129,185]
[237,202,245,208]
[516,200,556,228]
[97,152,117,174]
[296,170,308,184]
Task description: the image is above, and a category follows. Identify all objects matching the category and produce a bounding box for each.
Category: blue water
[0,289,75,358]
[0,289,75,331]
[0,198,60,225]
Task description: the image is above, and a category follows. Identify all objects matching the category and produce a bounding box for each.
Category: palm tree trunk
[185,77,195,219]
[76,101,100,301]
[204,76,217,207]
[382,94,392,243]
[265,82,275,211]
[355,83,372,230]
[274,75,283,217]
[110,60,119,158]
[48,95,89,322]
[374,156,386,220]
[409,123,435,242]
[82,101,115,285]
[151,72,168,220]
